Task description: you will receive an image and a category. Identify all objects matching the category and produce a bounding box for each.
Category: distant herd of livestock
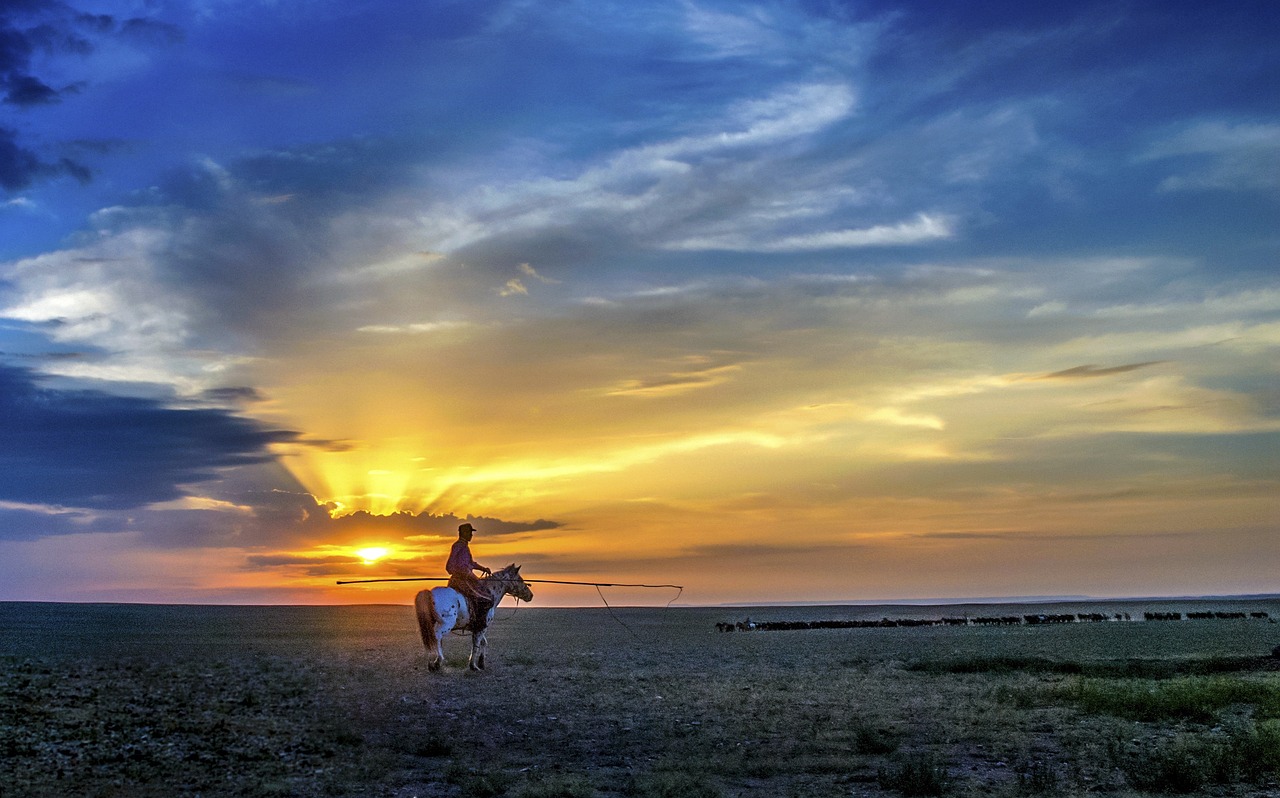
[716,610,1273,632]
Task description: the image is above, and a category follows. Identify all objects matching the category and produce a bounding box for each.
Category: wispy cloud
[1142,120,1280,193]
[499,278,529,297]
[356,321,469,335]
[1037,362,1165,380]
[604,362,743,398]
[416,81,859,259]
[668,212,954,252]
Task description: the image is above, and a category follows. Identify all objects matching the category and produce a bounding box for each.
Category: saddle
[447,574,492,632]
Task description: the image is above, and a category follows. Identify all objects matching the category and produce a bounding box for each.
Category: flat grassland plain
[3,598,1279,797]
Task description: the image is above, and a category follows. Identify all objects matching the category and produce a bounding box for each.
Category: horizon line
[3,592,1278,609]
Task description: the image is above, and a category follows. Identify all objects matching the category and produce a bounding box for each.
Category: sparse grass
[4,601,1280,797]
[854,721,904,754]
[1015,757,1062,795]
[446,763,513,797]
[909,654,1274,679]
[401,732,452,757]
[1051,675,1280,722]
[625,770,723,798]
[908,655,1081,675]
[0,655,370,796]
[513,772,598,798]
[1120,724,1280,793]
[1232,720,1280,781]
[878,750,950,797]
[1123,734,1218,794]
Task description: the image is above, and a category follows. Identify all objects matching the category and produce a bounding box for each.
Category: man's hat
[458,522,476,535]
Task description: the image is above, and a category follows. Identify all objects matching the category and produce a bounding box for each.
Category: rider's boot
[470,596,493,632]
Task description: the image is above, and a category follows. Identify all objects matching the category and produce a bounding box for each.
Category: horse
[414,564,534,671]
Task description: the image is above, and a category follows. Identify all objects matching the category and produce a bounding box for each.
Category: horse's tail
[414,589,438,651]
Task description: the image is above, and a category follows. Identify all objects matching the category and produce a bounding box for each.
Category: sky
[0,0,1276,606]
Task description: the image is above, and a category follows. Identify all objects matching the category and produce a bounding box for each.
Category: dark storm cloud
[243,554,424,579]
[0,364,298,510]
[114,138,460,343]
[247,553,351,567]
[0,127,41,190]
[197,386,265,405]
[1,2,88,107]
[122,146,420,342]
[245,554,362,578]
[0,506,97,540]
[328,511,560,539]
[62,493,323,549]
[242,510,563,576]
[107,489,338,549]
[4,73,63,105]
[164,507,568,575]
[118,17,182,46]
[0,1,177,191]
[115,484,563,551]
[0,126,88,191]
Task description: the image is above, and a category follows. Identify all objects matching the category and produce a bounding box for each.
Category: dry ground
[2,599,1279,797]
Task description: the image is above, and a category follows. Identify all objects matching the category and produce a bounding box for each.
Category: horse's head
[493,563,534,602]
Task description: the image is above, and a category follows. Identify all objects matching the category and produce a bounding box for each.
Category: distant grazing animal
[414,564,534,672]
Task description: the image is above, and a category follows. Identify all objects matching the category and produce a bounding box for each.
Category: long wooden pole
[336,576,683,589]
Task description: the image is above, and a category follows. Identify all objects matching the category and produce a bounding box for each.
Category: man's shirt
[447,539,476,575]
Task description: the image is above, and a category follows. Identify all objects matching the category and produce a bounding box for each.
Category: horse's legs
[469,630,488,670]
[425,625,444,672]
[434,627,448,671]
[427,638,440,672]
[416,589,441,672]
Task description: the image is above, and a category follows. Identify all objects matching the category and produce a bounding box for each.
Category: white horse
[414,564,534,671]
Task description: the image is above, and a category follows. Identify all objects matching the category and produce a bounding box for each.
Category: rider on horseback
[447,523,493,631]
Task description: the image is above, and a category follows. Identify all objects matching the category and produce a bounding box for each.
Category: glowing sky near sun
[0,0,1276,605]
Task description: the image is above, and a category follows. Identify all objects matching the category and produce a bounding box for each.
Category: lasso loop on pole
[665,585,684,609]
[595,584,641,640]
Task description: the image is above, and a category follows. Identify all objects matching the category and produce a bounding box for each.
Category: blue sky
[0,0,1276,604]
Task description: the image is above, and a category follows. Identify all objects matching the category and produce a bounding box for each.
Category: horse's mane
[486,563,520,579]
[483,563,533,603]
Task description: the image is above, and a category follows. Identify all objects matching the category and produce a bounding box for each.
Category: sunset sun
[355,547,390,565]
